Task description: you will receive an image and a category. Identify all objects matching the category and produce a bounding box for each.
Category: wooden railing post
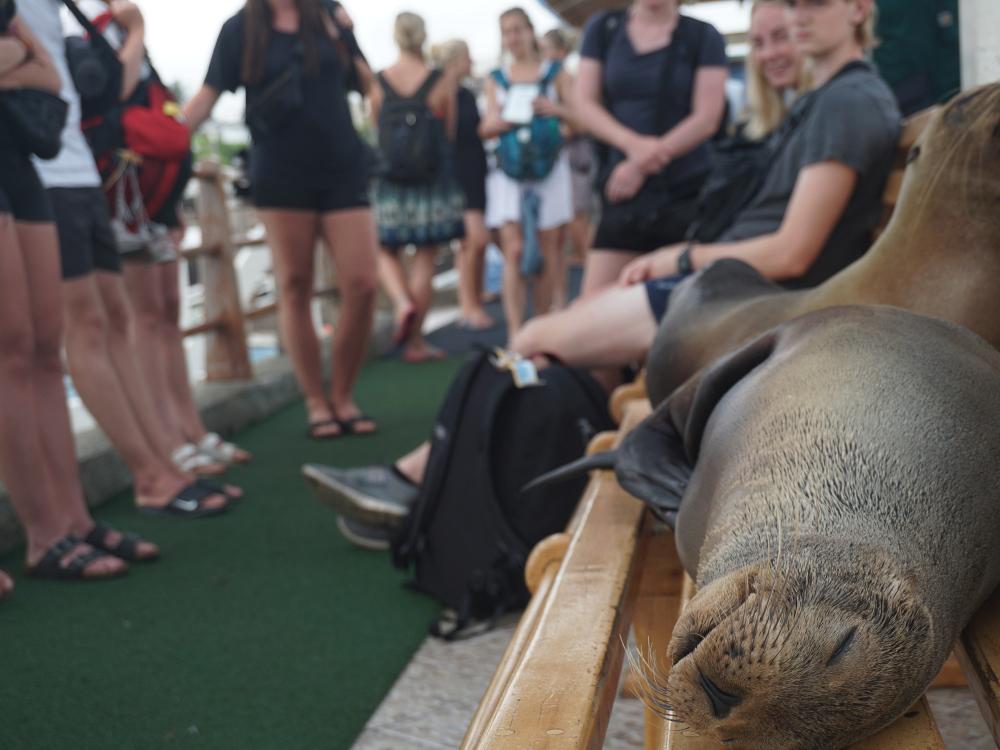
[194,162,253,381]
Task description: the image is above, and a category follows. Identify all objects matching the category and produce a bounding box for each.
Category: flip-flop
[197,432,252,464]
[402,346,447,364]
[25,536,128,581]
[83,522,160,563]
[392,308,417,346]
[337,414,378,436]
[138,483,230,519]
[307,418,342,440]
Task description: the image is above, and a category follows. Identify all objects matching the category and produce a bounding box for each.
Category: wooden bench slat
[956,585,1000,745]
[462,401,652,749]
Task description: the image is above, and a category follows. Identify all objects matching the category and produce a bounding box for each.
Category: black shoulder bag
[61,0,124,121]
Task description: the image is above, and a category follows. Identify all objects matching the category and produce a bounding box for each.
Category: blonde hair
[542,28,575,55]
[855,1,877,51]
[395,11,427,57]
[744,0,799,139]
[430,39,468,69]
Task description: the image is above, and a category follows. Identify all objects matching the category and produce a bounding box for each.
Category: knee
[0,323,35,377]
[65,304,110,354]
[504,239,524,267]
[102,296,134,340]
[33,318,64,374]
[341,272,378,305]
[162,286,181,325]
[279,273,314,308]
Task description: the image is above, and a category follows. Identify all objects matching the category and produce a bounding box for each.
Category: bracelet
[677,241,696,276]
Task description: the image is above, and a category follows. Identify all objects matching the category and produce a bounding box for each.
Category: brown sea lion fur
[647,82,1000,407]
[624,306,1000,749]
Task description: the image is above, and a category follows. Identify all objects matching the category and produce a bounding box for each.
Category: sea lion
[621,305,1000,749]
[647,82,1000,406]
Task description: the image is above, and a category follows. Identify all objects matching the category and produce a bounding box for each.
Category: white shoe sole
[336,517,391,552]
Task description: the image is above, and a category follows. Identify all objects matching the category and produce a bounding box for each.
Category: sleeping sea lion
[647,82,1000,406]
[621,305,1000,749]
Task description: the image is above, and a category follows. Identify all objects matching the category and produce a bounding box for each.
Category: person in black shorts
[19,0,233,521]
[185,0,380,439]
[75,0,252,472]
[0,2,155,588]
[432,38,494,331]
[576,0,729,295]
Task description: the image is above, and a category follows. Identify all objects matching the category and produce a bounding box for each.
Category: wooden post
[960,0,1000,87]
[194,163,253,381]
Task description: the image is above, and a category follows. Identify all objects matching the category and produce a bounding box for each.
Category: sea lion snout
[648,552,937,749]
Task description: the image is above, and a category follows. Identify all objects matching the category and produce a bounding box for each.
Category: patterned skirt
[374,174,466,250]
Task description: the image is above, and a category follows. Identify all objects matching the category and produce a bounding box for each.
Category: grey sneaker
[302,464,419,529]
[336,516,392,552]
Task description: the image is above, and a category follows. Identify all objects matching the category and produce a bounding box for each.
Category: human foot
[26,537,128,580]
[459,309,496,330]
[402,343,446,364]
[392,305,417,346]
[171,443,227,476]
[196,432,253,464]
[80,522,160,563]
[331,400,377,435]
[306,401,342,440]
[0,569,13,599]
[135,473,229,517]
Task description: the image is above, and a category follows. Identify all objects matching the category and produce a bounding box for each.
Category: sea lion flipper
[618,328,781,524]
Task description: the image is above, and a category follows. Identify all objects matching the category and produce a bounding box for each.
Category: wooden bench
[460,108,993,748]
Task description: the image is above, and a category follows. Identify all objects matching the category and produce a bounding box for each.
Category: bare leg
[0,216,125,575]
[401,246,443,362]
[498,222,526,339]
[121,262,183,438]
[569,212,592,266]
[458,210,492,328]
[580,248,637,299]
[259,208,339,435]
[376,247,415,339]
[395,442,431,486]
[511,283,656,369]
[61,275,225,510]
[533,226,563,317]
[319,208,378,429]
[17,223,158,558]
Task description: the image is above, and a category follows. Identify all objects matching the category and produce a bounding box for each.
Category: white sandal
[171,443,224,474]
[197,432,250,464]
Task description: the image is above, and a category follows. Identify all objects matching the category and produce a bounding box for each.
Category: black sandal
[195,478,243,502]
[138,483,230,518]
[337,415,378,436]
[307,418,342,440]
[25,536,128,581]
[84,522,160,563]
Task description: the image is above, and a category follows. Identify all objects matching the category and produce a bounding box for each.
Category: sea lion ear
[617,330,780,524]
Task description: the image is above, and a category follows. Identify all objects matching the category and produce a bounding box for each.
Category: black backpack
[392,351,615,639]
[377,69,446,184]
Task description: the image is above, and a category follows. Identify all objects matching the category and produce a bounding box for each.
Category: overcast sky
[139,0,749,123]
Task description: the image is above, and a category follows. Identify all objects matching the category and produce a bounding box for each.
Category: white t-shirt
[17,0,101,188]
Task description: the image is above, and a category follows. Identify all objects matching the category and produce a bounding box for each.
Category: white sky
[140,0,749,123]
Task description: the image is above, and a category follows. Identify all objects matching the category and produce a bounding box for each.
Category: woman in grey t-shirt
[512,0,900,368]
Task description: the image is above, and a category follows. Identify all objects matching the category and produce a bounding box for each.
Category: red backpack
[81,11,192,224]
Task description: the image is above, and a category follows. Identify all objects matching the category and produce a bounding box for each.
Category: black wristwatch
[677,242,696,275]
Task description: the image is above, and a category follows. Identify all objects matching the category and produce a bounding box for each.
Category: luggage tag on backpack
[490,348,543,389]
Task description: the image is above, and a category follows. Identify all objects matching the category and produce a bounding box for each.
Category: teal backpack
[490,61,564,181]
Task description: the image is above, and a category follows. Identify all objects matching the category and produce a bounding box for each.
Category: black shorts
[645,274,686,323]
[48,187,121,280]
[253,174,370,213]
[0,150,54,223]
[593,190,700,254]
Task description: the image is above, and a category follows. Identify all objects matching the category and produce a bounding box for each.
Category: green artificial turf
[0,355,463,750]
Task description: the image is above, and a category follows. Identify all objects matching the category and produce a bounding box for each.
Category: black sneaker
[302,464,419,530]
[336,516,392,552]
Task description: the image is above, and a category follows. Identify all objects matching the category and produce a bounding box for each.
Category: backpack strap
[490,68,510,90]
[538,59,562,92]
[597,10,627,61]
[412,68,442,103]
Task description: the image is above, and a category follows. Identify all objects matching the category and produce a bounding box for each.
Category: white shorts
[485,152,573,232]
